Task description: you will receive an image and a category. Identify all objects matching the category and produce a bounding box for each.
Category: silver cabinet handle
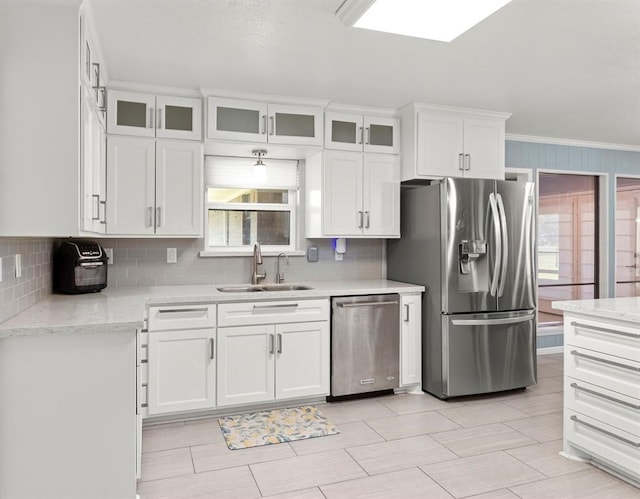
[269,333,274,354]
[157,108,162,130]
[253,304,299,311]
[209,338,214,360]
[359,126,364,144]
[147,207,153,227]
[570,350,640,372]
[358,211,363,229]
[269,115,274,135]
[365,127,370,145]
[570,383,640,410]
[261,115,267,135]
[92,194,100,221]
[404,303,410,322]
[365,211,370,229]
[98,87,106,112]
[570,415,640,447]
[141,383,148,408]
[99,200,106,225]
[458,153,464,171]
[156,307,209,315]
[338,301,399,308]
[149,108,154,129]
[277,333,282,354]
[465,153,471,170]
[156,206,162,228]
[571,321,640,339]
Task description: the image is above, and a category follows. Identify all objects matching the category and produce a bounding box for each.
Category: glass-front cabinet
[207,97,323,146]
[325,112,399,154]
[107,90,202,140]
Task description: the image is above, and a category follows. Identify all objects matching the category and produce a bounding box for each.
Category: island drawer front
[565,409,640,479]
[565,347,640,399]
[565,377,640,436]
[217,299,329,327]
[565,317,640,361]
[148,304,217,331]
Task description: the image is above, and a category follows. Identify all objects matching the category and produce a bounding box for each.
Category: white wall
[0,1,80,236]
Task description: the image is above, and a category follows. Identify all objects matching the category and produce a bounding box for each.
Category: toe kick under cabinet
[562,314,640,486]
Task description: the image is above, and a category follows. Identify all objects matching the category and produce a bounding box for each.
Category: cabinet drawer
[565,377,640,436]
[217,299,329,327]
[565,409,640,480]
[147,304,216,331]
[566,317,640,361]
[565,347,640,399]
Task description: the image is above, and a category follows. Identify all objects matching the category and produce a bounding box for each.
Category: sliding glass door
[615,177,640,297]
[537,173,599,327]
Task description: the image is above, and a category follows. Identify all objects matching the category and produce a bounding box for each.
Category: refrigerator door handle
[488,192,501,296]
[451,313,534,326]
[496,193,509,297]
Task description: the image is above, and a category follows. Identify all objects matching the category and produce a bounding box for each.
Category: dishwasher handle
[337,300,399,308]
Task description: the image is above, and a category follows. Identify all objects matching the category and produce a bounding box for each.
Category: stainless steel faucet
[276,252,289,283]
[251,242,267,285]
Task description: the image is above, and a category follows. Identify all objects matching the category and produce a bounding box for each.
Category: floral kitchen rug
[218,405,340,450]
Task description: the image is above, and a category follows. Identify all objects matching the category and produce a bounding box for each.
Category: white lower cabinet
[562,312,640,485]
[217,300,330,408]
[400,293,422,387]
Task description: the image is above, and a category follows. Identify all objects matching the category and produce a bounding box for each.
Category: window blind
[204,156,299,189]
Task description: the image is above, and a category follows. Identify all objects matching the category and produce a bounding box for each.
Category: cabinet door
[81,89,106,233]
[363,153,400,237]
[107,90,156,137]
[156,95,202,140]
[217,325,275,407]
[400,294,422,386]
[324,112,364,152]
[147,329,216,415]
[275,321,330,400]
[322,150,364,236]
[416,112,464,178]
[268,104,323,146]
[364,116,399,154]
[106,136,155,234]
[206,97,267,142]
[155,140,203,236]
[462,118,505,180]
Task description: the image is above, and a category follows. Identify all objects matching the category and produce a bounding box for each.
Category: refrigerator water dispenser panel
[458,239,489,292]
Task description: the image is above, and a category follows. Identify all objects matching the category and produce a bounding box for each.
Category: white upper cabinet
[207,97,323,146]
[108,90,202,140]
[307,150,400,238]
[401,103,510,181]
[325,112,399,154]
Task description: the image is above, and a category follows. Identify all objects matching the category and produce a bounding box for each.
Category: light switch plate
[167,248,177,263]
[104,248,114,264]
[15,254,21,278]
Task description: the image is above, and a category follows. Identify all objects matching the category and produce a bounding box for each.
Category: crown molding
[506,133,640,153]
[335,0,376,26]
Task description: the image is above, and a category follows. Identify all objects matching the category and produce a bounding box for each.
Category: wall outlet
[104,248,114,265]
[167,248,177,264]
[15,254,21,278]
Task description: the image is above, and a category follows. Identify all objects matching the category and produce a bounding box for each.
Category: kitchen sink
[216,284,313,293]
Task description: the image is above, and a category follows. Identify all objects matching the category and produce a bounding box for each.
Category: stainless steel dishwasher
[331,294,400,397]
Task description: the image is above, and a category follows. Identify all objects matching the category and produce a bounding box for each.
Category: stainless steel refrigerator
[387,177,537,398]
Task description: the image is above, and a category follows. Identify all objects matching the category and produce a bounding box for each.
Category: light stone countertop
[0,279,424,338]
[552,296,640,324]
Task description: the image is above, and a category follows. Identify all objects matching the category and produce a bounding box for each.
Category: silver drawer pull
[140,383,148,408]
[570,350,640,372]
[253,304,299,310]
[156,308,209,315]
[570,383,640,410]
[571,321,640,339]
[570,415,640,448]
[338,301,399,308]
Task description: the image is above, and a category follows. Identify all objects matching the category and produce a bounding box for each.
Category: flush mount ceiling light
[336,0,513,42]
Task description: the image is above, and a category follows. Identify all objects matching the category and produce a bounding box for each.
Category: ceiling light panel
[345,0,512,42]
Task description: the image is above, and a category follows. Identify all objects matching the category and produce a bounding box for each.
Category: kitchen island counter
[0,279,424,338]
[552,296,640,323]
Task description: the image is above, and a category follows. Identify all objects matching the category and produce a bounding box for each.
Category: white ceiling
[88,0,640,147]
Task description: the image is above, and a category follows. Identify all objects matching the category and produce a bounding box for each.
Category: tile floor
[137,354,640,498]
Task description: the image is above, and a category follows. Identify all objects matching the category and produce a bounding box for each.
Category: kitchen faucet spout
[251,242,267,284]
[276,252,289,283]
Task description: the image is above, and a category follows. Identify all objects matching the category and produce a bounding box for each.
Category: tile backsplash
[0,238,54,323]
[103,238,385,288]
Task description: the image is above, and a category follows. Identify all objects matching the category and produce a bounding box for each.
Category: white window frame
[202,188,298,256]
